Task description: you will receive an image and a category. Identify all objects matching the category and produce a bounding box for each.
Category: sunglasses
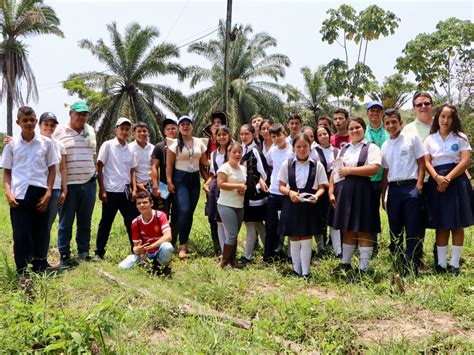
[414,102,432,108]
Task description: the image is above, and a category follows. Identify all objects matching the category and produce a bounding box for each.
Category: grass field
[0,183,473,353]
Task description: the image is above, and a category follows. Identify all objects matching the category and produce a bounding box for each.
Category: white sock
[342,244,356,265]
[359,247,373,271]
[290,240,302,275]
[330,228,342,256]
[315,235,325,251]
[287,239,292,258]
[256,222,266,245]
[450,245,463,268]
[300,239,313,276]
[437,245,448,268]
[217,222,226,254]
[244,222,257,259]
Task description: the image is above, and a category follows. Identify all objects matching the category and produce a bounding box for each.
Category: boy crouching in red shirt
[119,191,174,274]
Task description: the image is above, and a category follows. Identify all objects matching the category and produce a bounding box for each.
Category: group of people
[1,91,472,284]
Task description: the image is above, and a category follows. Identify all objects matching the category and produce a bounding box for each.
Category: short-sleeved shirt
[365,124,390,182]
[216,162,247,208]
[1,133,59,199]
[52,123,96,185]
[168,137,207,172]
[338,139,382,168]
[132,210,171,253]
[330,133,351,149]
[424,132,471,167]
[209,149,226,175]
[130,141,154,183]
[278,158,328,190]
[152,142,167,184]
[402,118,432,142]
[381,133,426,182]
[50,138,67,190]
[314,144,337,172]
[266,144,294,195]
[97,138,135,192]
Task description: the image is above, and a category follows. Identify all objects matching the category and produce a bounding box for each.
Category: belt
[389,179,417,186]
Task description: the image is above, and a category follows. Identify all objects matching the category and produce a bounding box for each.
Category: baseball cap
[162,117,178,128]
[115,117,132,127]
[177,115,193,124]
[367,100,384,111]
[70,100,90,113]
[39,112,59,124]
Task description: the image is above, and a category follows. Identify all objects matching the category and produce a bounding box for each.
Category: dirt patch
[150,329,173,345]
[305,286,350,302]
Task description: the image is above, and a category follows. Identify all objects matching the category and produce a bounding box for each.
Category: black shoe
[31,259,53,273]
[78,253,92,262]
[447,265,460,276]
[332,263,352,276]
[238,257,252,265]
[334,253,342,259]
[434,265,447,274]
[58,254,77,269]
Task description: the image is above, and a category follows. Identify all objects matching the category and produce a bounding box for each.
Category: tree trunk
[7,90,13,136]
[6,49,15,136]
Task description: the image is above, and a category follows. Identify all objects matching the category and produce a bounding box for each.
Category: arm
[203,176,212,193]
[131,168,137,200]
[3,169,18,208]
[424,154,450,192]
[415,156,426,193]
[37,165,55,212]
[97,160,107,202]
[217,171,246,192]
[166,149,176,193]
[315,184,325,201]
[151,158,161,199]
[57,154,68,208]
[199,153,209,181]
[328,173,336,208]
[338,164,380,178]
[381,169,389,210]
[143,229,172,251]
[446,151,470,181]
[279,181,300,203]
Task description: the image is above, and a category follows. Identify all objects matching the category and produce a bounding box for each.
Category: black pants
[371,181,383,245]
[10,185,49,274]
[264,193,285,260]
[95,192,139,257]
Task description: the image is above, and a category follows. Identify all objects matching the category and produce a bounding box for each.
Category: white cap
[177,115,193,124]
[115,117,132,127]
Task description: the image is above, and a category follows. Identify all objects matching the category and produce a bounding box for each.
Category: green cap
[70,100,90,113]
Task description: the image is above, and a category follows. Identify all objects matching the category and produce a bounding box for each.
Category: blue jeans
[58,179,97,257]
[45,189,61,244]
[173,170,200,245]
[118,242,174,269]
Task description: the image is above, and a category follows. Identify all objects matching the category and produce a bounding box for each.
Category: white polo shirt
[129,140,154,184]
[381,133,426,182]
[266,144,294,195]
[1,133,59,199]
[402,118,432,142]
[278,158,328,190]
[97,138,136,192]
[338,139,381,168]
[424,132,471,167]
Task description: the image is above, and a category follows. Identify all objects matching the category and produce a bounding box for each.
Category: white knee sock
[330,228,342,256]
[342,244,356,265]
[315,235,325,251]
[290,240,302,275]
[450,245,463,268]
[217,222,226,254]
[359,247,373,271]
[437,245,448,268]
[300,239,313,276]
[244,222,257,259]
[256,222,266,245]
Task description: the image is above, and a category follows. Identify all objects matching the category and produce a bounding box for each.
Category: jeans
[95,192,139,257]
[45,189,61,244]
[58,179,96,257]
[217,204,244,245]
[10,186,49,274]
[118,242,174,269]
[173,170,200,245]
[371,181,383,244]
[264,193,285,259]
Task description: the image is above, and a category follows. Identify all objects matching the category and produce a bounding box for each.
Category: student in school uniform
[381,109,426,276]
[95,117,138,259]
[314,126,341,258]
[286,114,303,146]
[330,108,351,149]
[329,117,382,276]
[259,118,274,158]
[424,104,473,275]
[203,125,232,255]
[130,122,155,199]
[217,142,248,268]
[239,124,269,263]
[264,123,294,262]
[1,106,58,280]
[278,133,327,277]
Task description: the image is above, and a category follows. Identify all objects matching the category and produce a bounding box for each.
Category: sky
[1,0,472,134]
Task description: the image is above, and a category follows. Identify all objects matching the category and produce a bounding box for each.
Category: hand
[329,193,336,209]
[36,191,51,212]
[168,182,175,194]
[6,192,19,208]
[260,180,269,193]
[416,183,423,194]
[136,183,147,192]
[437,185,447,193]
[203,183,210,193]
[132,189,137,201]
[58,190,67,208]
[3,135,12,145]
[135,243,150,253]
[435,175,450,189]
[143,243,155,251]
[289,190,300,203]
[237,184,247,196]
[338,166,351,178]
[99,190,108,202]
[152,187,161,199]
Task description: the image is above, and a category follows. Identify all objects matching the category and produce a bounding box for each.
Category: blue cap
[177,115,193,124]
[367,100,384,111]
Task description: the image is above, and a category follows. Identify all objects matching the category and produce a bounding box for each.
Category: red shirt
[131,210,171,253]
[330,133,351,149]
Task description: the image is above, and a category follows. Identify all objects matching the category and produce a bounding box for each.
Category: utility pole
[223,0,232,116]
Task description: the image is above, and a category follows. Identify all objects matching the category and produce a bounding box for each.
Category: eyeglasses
[414,102,432,108]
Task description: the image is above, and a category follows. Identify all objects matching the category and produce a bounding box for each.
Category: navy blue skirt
[425,163,474,229]
[279,196,321,236]
[327,182,342,228]
[333,175,381,234]
[243,200,267,222]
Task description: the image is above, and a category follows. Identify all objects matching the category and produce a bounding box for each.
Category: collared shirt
[314,144,337,172]
[129,140,154,183]
[97,138,136,192]
[365,123,389,182]
[49,137,66,190]
[1,133,59,199]
[241,141,268,181]
[402,118,432,142]
[266,144,294,195]
[337,139,382,168]
[381,133,426,182]
[424,131,471,167]
[209,149,226,175]
[53,123,96,185]
[278,157,328,190]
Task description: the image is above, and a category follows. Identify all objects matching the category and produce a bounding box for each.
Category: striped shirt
[53,123,96,185]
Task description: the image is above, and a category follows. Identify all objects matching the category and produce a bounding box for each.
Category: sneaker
[434,264,447,274]
[31,259,54,273]
[447,265,460,276]
[238,257,252,265]
[78,252,92,262]
[58,254,77,270]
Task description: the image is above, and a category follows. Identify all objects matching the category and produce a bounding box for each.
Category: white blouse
[424,132,471,167]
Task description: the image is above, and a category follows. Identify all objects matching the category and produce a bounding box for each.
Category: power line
[164,0,191,42]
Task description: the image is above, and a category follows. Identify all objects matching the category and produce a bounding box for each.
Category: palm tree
[369,73,416,110]
[299,66,334,121]
[0,0,63,135]
[187,20,291,135]
[67,22,187,145]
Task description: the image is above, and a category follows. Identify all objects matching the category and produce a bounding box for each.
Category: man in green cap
[53,101,97,268]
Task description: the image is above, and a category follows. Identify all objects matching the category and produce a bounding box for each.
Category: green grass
[0,183,472,353]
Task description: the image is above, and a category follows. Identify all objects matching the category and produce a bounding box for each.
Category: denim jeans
[118,242,174,269]
[45,189,61,245]
[58,179,96,257]
[172,170,200,245]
